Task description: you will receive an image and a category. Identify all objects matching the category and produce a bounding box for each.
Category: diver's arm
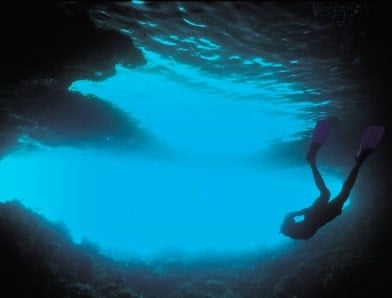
[287,208,307,217]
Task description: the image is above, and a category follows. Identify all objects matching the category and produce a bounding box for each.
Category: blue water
[0,49,344,259]
[0,1,351,259]
[0,146,343,259]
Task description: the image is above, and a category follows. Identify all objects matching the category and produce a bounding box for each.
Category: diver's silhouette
[280,119,385,240]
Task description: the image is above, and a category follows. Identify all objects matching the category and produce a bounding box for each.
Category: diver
[280,119,385,240]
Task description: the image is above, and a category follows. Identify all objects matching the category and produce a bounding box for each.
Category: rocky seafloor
[1,191,390,298]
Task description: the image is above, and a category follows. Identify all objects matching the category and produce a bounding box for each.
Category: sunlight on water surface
[0,49,344,259]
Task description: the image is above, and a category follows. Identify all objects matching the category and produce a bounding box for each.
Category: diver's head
[280,213,297,237]
[280,213,315,240]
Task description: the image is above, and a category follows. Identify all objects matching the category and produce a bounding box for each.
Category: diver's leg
[308,159,330,200]
[306,142,321,164]
[330,160,362,208]
[356,149,373,164]
[306,139,330,206]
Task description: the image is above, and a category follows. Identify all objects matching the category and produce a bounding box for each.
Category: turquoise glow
[69,49,328,159]
[0,48,345,259]
[0,148,343,259]
[131,0,144,6]
[183,18,207,28]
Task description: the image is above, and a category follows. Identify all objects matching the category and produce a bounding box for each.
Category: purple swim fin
[306,118,332,163]
[311,118,332,145]
[356,126,385,161]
